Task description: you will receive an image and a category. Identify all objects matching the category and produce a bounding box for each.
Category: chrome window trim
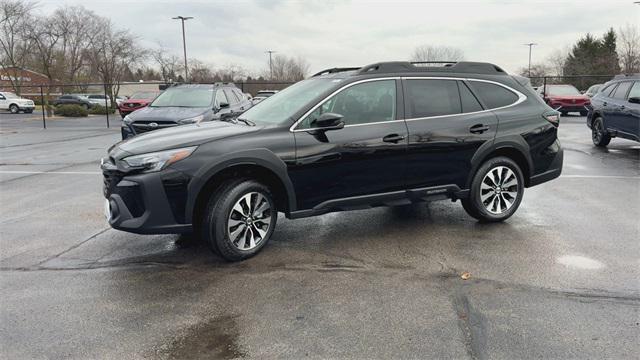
[289,77,400,132]
[289,76,527,132]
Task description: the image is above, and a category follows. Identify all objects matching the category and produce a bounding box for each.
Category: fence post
[543,76,547,98]
[40,86,46,129]
[103,83,110,128]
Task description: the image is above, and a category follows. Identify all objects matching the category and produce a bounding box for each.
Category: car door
[290,78,408,210]
[608,81,633,132]
[621,81,640,139]
[402,78,499,190]
[0,93,7,109]
[214,89,233,118]
[223,89,243,115]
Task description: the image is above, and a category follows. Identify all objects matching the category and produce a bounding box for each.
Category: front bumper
[102,159,192,234]
[550,104,589,113]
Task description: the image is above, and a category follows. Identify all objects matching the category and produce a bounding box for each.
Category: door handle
[469,124,490,134]
[382,134,405,143]
[603,101,608,106]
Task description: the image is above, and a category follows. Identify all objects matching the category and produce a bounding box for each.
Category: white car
[251,90,279,105]
[86,94,112,107]
[0,91,35,114]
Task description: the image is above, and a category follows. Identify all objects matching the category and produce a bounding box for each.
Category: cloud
[39,0,640,74]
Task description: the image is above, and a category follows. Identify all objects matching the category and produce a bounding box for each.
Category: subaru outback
[102,61,563,261]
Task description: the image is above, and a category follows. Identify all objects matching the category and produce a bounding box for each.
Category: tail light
[543,111,560,127]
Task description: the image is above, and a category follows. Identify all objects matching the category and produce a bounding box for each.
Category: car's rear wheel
[462,157,524,222]
[9,104,19,114]
[25,109,33,113]
[81,103,89,110]
[591,117,611,147]
[200,179,277,261]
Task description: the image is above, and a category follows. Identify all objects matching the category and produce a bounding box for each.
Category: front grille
[127,103,141,108]
[131,121,178,134]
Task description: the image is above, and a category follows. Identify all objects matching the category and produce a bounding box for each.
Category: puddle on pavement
[157,315,245,359]
[557,255,605,270]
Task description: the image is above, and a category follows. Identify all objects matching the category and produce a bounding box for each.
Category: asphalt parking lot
[1,112,639,359]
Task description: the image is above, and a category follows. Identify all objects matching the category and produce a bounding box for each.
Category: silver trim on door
[289,76,528,132]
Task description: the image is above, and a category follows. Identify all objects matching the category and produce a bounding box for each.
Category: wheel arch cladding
[187,150,296,225]
[468,140,532,188]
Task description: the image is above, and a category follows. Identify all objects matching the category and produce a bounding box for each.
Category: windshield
[130,92,159,100]
[151,87,214,108]
[240,79,338,125]
[3,92,19,99]
[546,85,581,96]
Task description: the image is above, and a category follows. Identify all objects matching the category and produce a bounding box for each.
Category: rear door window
[458,82,483,113]
[405,79,460,118]
[468,81,519,109]
[627,81,640,99]
[612,81,632,100]
[224,89,239,104]
[215,90,228,106]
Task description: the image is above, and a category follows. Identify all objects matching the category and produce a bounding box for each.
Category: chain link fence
[1,81,296,129]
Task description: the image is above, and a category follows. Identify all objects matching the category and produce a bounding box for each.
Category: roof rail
[312,67,361,77]
[356,61,507,75]
[613,73,640,79]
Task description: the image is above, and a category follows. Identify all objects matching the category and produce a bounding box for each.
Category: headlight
[123,115,132,124]
[122,146,197,172]
[177,114,205,125]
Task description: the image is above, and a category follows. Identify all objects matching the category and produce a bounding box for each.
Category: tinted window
[628,81,640,99]
[215,89,228,106]
[458,82,483,113]
[299,79,396,127]
[406,79,460,118]
[604,84,618,97]
[61,95,70,99]
[469,81,519,109]
[612,81,632,100]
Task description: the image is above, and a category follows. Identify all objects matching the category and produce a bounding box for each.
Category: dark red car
[538,84,590,116]
[118,91,161,118]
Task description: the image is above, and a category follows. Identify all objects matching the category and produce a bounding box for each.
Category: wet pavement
[1,113,639,359]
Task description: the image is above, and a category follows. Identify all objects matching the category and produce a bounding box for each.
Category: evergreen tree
[563,29,621,89]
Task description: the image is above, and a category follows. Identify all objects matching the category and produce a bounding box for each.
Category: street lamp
[172,16,193,82]
[524,43,537,77]
[265,50,276,80]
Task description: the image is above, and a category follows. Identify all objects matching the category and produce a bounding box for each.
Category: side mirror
[310,112,344,131]
[219,101,229,109]
[628,97,640,104]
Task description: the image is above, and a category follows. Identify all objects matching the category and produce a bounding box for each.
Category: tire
[461,156,525,222]
[9,104,19,114]
[200,179,277,261]
[25,109,33,114]
[591,117,611,147]
[81,103,89,110]
[580,110,588,116]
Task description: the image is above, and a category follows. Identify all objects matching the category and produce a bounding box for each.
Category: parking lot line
[0,170,100,175]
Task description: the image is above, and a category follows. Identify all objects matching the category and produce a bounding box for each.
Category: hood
[127,106,209,122]
[113,120,260,157]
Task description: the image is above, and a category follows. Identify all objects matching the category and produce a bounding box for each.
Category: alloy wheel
[480,166,519,214]
[227,192,272,250]
[592,120,603,143]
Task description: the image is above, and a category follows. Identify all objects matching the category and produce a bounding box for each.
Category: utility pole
[172,16,193,82]
[266,50,276,80]
[524,43,537,77]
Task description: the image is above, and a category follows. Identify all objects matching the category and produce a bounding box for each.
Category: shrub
[53,104,88,117]
[89,104,116,115]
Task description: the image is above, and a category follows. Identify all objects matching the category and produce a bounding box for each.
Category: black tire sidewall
[203,180,277,261]
[466,157,525,222]
[592,117,611,147]
[9,105,18,113]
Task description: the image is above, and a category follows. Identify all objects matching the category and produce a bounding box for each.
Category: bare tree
[265,54,309,81]
[0,0,36,94]
[151,44,183,83]
[546,47,569,76]
[188,59,215,83]
[410,45,465,62]
[618,24,640,73]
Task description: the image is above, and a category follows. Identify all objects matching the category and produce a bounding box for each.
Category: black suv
[102,61,563,261]
[587,75,640,147]
[121,83,252,139]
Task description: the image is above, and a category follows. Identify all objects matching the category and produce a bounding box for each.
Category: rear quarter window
[469,81,519,109]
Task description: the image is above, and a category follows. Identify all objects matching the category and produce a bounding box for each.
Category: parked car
[115,96,127,107]
[0,91,35,113]
[251,90,278,105]
[102,61,563,261]
[538,84,590,116]
[86,94,111,107]
[120,83,251,139]
[587,75,640,147]
[118,91,160,118]
[52,94,94,109]
[584,84,603,98]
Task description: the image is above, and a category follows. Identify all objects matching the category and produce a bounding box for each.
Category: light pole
[266,50,276,80]
[524,43,537,77]
[172,16,193,82]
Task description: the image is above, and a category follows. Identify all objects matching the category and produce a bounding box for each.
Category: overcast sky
[39,0,640,75]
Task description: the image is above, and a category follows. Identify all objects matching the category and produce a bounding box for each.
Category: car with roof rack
[102,60,563,261]
[587,74,640,147]
[120,83,251,139]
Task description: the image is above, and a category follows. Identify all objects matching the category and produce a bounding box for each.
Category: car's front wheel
[462,157,525,222]
[9,104,19,114]
[591,117,611,147]
[201,179,277,261]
